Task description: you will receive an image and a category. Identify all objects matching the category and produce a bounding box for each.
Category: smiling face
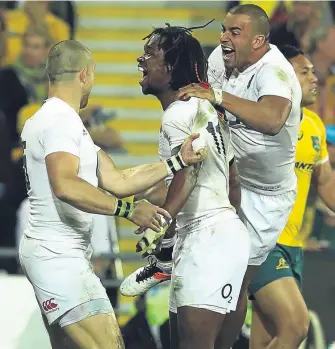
[220,13,256,71]
[220,12,268,71]
[290,54,317,107]
[137,34,171,96]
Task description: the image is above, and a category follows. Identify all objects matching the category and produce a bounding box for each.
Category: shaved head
[46,40,92,84]
[46,40,95,108]
[228,4,270,38]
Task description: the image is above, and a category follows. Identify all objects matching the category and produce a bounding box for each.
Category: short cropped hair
[229,4,270,38]
[46,40,92,84]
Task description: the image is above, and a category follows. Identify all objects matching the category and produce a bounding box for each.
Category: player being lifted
[123,23,250,349]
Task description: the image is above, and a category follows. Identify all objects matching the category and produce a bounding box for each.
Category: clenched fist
[179,133,207,165]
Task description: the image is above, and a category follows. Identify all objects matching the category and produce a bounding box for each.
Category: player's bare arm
[228,160,241,212]
[134,180,168,207]
[177,84,292,135]
[97,133,205,198]
[163,165,200,218]
[135,146,202,257]
[313,160,335,212]
[46,151,171,231]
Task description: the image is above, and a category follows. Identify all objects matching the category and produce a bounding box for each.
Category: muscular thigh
[63,313,124,349]
[178,306,225,349]
[253,277,308,333]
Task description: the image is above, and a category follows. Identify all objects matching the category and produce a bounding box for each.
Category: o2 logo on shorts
[42,298,58,313]
[221,283,233,304]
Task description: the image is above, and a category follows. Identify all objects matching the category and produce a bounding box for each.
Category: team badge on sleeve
[311,136,320,152]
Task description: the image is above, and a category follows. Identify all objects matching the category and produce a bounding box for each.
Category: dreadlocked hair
[143,20,214,91]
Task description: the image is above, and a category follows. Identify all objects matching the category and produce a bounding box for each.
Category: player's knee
[293,308,310,344]
[277,307,309,344]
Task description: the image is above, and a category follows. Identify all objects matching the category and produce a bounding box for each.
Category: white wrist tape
[213,88,223,106]
[164,150,188,175]
[136,214,172,257]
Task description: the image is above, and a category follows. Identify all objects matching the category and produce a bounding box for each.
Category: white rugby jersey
[20,97,100,245]
[158,97,235,230]
[208,44,301,195]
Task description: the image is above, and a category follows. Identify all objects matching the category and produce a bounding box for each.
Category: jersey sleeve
[41,115,81,158]
[316,118,329,166]
[162,102,197,152]
[208,46,225,89]
[256,64,293,101]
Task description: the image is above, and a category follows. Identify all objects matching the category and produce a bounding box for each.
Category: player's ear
[79,68,87,84]
[252,34,266,50]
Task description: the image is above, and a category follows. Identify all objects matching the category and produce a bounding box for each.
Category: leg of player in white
[19,40,204,349]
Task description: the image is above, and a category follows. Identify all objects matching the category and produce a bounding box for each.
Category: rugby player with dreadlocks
[122,22,250,349]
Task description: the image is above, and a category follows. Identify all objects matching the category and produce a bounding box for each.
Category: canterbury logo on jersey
[42,298,58,313]
[295,162,314,172]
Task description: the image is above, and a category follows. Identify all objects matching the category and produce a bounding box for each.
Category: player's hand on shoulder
[128,199,171,232]
[180,133,207,165]
[177,83,215,104]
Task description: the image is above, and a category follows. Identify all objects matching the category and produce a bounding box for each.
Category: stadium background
[0,1,334,348]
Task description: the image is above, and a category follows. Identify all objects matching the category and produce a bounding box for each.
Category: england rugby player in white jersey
[18,40,204,349]
[177,4,302,348]
[121,23,250,349]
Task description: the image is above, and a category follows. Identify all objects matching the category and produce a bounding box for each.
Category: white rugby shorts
[169,210,250,314]
[239,187,296,266]
[19,235,111,325]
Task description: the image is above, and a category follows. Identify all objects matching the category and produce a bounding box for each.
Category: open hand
[177,83,215,104]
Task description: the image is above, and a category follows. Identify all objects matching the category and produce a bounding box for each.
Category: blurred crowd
[0,1,125,273]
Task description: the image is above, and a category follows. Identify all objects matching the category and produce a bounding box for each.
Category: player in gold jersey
[249,45,335,349]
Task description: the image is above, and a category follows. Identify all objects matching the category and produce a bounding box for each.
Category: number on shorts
[206,121,226,155]
[221,283,232,300]
[22,141,31,192]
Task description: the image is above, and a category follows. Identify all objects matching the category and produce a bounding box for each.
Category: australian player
[248,45,335,349]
